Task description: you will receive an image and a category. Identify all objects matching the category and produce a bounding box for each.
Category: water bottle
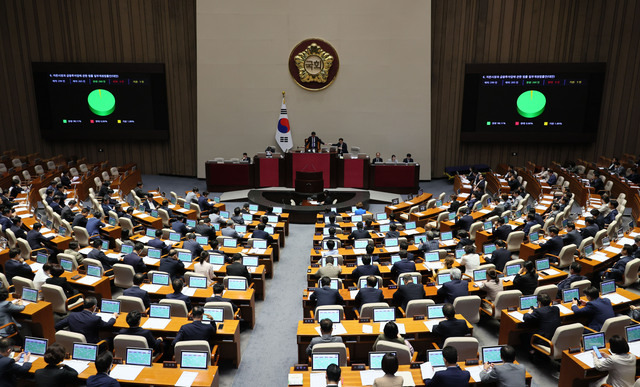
[0,237,7,250]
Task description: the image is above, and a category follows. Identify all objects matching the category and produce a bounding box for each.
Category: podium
[295,171,323,193]
[285,151,337,188]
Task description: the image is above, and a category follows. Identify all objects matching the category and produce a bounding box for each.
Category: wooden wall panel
[0,0,196,176]
[431,0,640,176]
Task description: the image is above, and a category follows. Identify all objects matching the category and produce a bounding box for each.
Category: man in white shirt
[33,263,52,290]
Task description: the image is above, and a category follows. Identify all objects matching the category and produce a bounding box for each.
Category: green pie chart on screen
[516,90,546,118]
[87,89,115,116]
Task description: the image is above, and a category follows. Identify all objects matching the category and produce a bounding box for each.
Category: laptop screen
[405,221,416,230]
[626,325,640,343]
[101,240,110,250]
[316,309,341,323]
[186,220,196,228]
[519,295,538,310]
[203,308,225,323]
[101,299,120,314]
[214,197,220,203]
[373,308,395,322]
[126,347,153,367]
[583,332,606,350]
[427,304,445,320]
[317,278,339,290]
[208,254,225,265]
[529,232,539,242]
[183,203,191,210]
[108,217,117,226]
[483,244,496,255]
[236,225,247,233]
[483,221,492,230]
[455,249,465,259]
[399,276,419,286]
[121,244,134,255]
[435,200,443,207]
[379,224,390,233]
[151,273,170,286]
[180,350,209,369]
[584,244,594,256]
[243,256,259,267]
[150,210,158,218]
[196,236,208,245]
[188,276,207,289]
[73,343,98,362]
[473,269,487,282]
[448,213,456,221]
[273,207,283,214]
[414,234,426,245]
[385,238,399,248]
[149,304,171,319]
[376,213,387,221]
[369,352,395,370]
[352,215,363,222]
[505,264,520,276]
[424,252,439,262]
[87,265,102,278]
[389,255,401,265]
[437,273,451,286]
[427,350,445,367]
[481,346,504,363]
[60,259,73,272]
[22,288,38,303]
[249,204,259,212]
[169,232,181,242]
[562,288,580,303]
[178,251,192,263]
[601,280,616,295]
[354,239,369,249]
[267,215,278,223]
[253,239,268,249]
[146,228,156,237]
[312,353,339,371]
[147,248,161,259]
[535,258,550,271]
[602,237,610,246]
[212,223,221,231]
[227,278,247,291]
[223,238,237,248]
[242,214,253,222]
[36,252,48,264]
[359,278,379,289]
[391,198,399,205]
[24,336,47,356]
[441,231,453,241]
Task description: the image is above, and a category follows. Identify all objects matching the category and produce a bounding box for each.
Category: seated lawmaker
[492,217,512,241]
[592,335,636,387]
[373,321,413,356]
[479,346,526,386]
[122,242,147,273]
[166,278,192,312]
[436,268,468,304]
[174,306,216,348]
[522,293,560,353]
[316,255,341,279]
[484,240,510,272]
[513,261,538,295]
[123,273,151,309]
[373,353,403,387]
[55,297,118,343]
[205,283,238,313]
[87,239,120,271]
[118,310,163,353]
[310,276,344,307]
[556,262,587,298]
[355,276,384,312]
[537,226,563,262]
[306,318,344,356]
[352,255,380,281]
[432,303,471,343]
[424,346,470,386]
[392,276,425,311]
[571,286,615,331]
[601,244,635,282]
[348,222,370,240]
[390,250,416,279]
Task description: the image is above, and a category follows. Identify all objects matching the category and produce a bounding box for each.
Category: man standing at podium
[305,131,324,152]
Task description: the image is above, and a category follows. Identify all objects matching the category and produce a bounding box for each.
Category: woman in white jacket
[591,335,636,387]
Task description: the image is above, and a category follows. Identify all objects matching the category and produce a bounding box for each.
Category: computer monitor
[562,288,580,303]
[515,210,522,218]
[147,248,161,259]
[60,258,73,272]
[180,350,209,370]
[120,244,134,255]
[249,204,259,212]
[149,304,171,319]
[126,347,153,367]
[414,234,427,245]
[213,196,220,203]
[376,213,387,221]
[529,232,539,242]
[359,278,379,289]
[21,288,38,303]
[101,299,120,314]
[223,238,237,248]
[535,258,550,271]
[372,308,396,322]
[318,278,340,290]
[369,351,396,370]
[212,223,220,231]
[150,210,158,218]
[151,272,170,286]
[273,207,283,214]
[354,239,369,249]
[267,215,278,223]
[242,214,253,222]
[101,240,110,250]
[146,228,156,237]
[36,252,48,264]
[322,227,331,236]
[473,269,487,282]
[448,213,456,221]
[108,217,117,226]
[435,200,443,207]
[390,255,401,265]
[427,304,445,320]
[441,231,453,241]
[455,249,465,259]
[625,325,640,343]
[483,221,492,231]
[483,244,497,255]
[600,280,616,295]
[399,276,419,286]
[437,273,451,286]
[583,332,606,350]
[385,238,399,248]
[426,350,445,367]
[236,225,247,233]
[424,252,439,262]
[252,239,268,249]
[505,264,521,276]
[519,295,538,310]
[169,232,181,242]
[474,202,483,211]
[316,309,341,323]
[243,256,259,267]
[183,202,191,210]
[208,254,225,265]
[602,237,610,247]
[24,336,47,356]
[481,346,504,364]
[72,343,98,362]
[59,227,67,237]
[312,353,339,371]
[352,215,363,222]
[584,244,594,257]
[177,251,192,263]
[391,198,400,205]
[405,221,416,230]
[379,224,390,233]
[227,278,247,291]
[188,276,207,289]
[196,236,208,245]
[203,308,225,323]
[186,219,196,228]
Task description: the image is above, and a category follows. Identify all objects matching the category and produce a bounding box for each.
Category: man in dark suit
[305,131,324,152]
[87,351,120,387]
[122,242,147,273]
[0,338,32,386]
[372,152,383,164]
[591,209,605,230]
[310,276,344,307]
[571,286,615,331]
[403,153,414,163]
[602,244,635,282]
[454,209,473,232]
[437,269,469,304]
[537,226,563,262]
[604,200,619,226]
[385,223,400,239]
[424,346,470,386]
[432,304,471,342]
[562,221,583,247]
[183,233,204,258]
[522,214,537,236]
[87,239,120,271]
[50,196,63,215]
[194,218,216,240]
[390,251,416,279]
[580,217,600,239]
[171,216,191,237]
[331,138,348,155]
[348,222,370,240]
[556,262,587,297]
[147,229,169,254]
[523,293,560,350]
[26,223,53,251]
[492,217,512,241]
[448,195,461,214]
[205,283,238,313]
[251,223,274,245]
[0,209,13,232]
[166,278,192,311]
[122,273,151,309]
[71,208,90,228]
[118,310,162,352]
[173,306,216,348]
[158,249,185,280]
[354,276,384,311]
[4,248,34,284]
[352,256,381,281]
[392,277,425,311]
[60,200,77,223]
[226,253,252,284]
[55,297,118,343]
[133,182,146,198]
[9,217,27,241]
[197,191,214,212]
[141,194,156,213]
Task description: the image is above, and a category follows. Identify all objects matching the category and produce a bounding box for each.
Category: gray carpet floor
[136,174,639,387]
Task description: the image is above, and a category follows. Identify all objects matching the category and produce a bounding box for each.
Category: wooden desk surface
[385,193,433,215]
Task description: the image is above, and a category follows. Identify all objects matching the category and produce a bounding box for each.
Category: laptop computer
[180,350,209,370]
[519,295,538,310]
[390,255,401,265]
[437,273,451,286]
[354,239,369,249]
[86,264,102,278]
[150,210,158,218]
[602,237,610,247]
[483,244,497,255]
[236,225,247,234]
[120,244,134,255]
[253,239,268,249]
[24,336,47,356]
[473,269,487,282]
[264,225,274,235]
[208,254,225,265]
[273,207,283,214]
[35,252,48,265]
[426,349,446,369]
[21,287,38,304]
[399,275,420,286]
[483,221,493,231]
[481,346,504,364]
[600,280,616,295]
[249,204,259,212]
[529,232,540,243]
[147,248,161,259]
[101,299,120,314]
[213,196,220,203]
[146,228,156,237]
[505,264,521,277]
[212,223,220,231]
[414,234,427,245]
[312,353,339,371]
[625,324,640,343]
[267,215,278,223]
[223,238,237,248]
[59,258,72,273]
[385,238,399,251]
[317,278,340,290]
[405,221,416,230]
[441,231,453,241]
[373,308,396,322]
[73,343,98,362]
[424,252,439,262]
[535,258,551,275]
[196,236,208,246]
[188,276,208,289]
[455,249,465,259]
[391,198,400,205]
[101,240,110,251]
[583,332,606,351]
[316,309,341,323]
[126,347,153,367]
[177,251,193,263]
[184,203,191,210]
[151,272,170,286]
[435,200,443,207]
[562,288,580,303]
[352,215,363,222]
[369,351,396,370]
[203,308,225,323]
[427,304,445,320]
[227,278,247,291]
[583,244,594,257]
[379,224,390,233]
[242,214,253,222]
[169,232,181,242]
[448,213,456,221]
[359,278,379,289]
[149,304,171,319]
[243,256,259,267]
[376,213,387,221]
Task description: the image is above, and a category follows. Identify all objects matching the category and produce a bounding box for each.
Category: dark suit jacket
[45,276,78,298]
[34,364,78,386]
[4,259,34,284]
[432,318,470,341]
[437,279,469,304]
[171,221,189,237]
[87,249,119,271]
[522,221,537,235]
[354,287,384,309]
[424,366,470,387]
[122,286,151,309]
[562,230,583,247]
[580,224,600,239]
[310,286,344,306]
[522,305,561,339]
[538,235,563,257]
[122,253,147,273]
[0,354,32,387]
[455,215,473,231]
[556,274,587,296]
[183,240,204,258]
[61,206,76,222]
[513,273,538,295]
[332,142,348,154]
[390,259,416,278]
[448,201,461,214]
[198,196,213,211]
[226,262,252,283]
[349,229,370,240]
[167,292,192,312]
[174,320,216,347]
[204,295,238,313]
[571,297,615,331]
[9,225,26,241]
[251,229,273,245]
[393,283,426,310]
[352,264,381,281]
[158,258,185,280]
[147,238,169,254]
[26,230,49,250]
[492,225,512,241]
[608,255,634,281]
[118,326,161,351]
[55,309,116,343]
[86,372,121,387]
[594,215,605,230]
[485,248,511,272]
[194,224,216,240]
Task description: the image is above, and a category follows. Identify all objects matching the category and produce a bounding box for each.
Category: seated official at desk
[331,138,348,155]
[0,288,25,337]
[479,345,526,386]
[197,192,214,213]
[349,222,370,240]
[402,154,414,163]
[460,245,480,276]
[194,251,215,285]
[418,231,440,253]
[437,268,469,304]
[424,346,470,386]
[316,256,341,279]
[492,217,512,242]
[373,353,403,387]
[385,224,400,239]
[310,276,344,307]
[86,212,106,238]
[390,251,416,279]
[158,249,185,280]
[172,216,193,238]
[26,223,54,253]
[87,351,119,387]
[305,131,324,152]
[209,207,227,225]
[183,233,204,259]
[455,231,473,250]
[352,256,381,281]
[252,223,274,245]
[536,226,563,262]
[556,262,587,298]
[173,306,217,348]
[355,276,384,312]
[34,343,78,386]
[306,318,343,356]
[119,310,163,353]
[571,286,615,331]
[55,297,118,343]
[166,278,192,312]
[562,221,582,247]
[580,217,600,239]
[123,273,151,309]
[513,261,538,296]
[4,248,34,284]
[373,321,414,356]
[479,268,503,302]
[326,364,341,387]
[184,187,199,204]
[392,277,425,311]
[87,239,119,271]
[599,244,635,283]
[64,241,85,267]
[206,283,238,313]
[230,207,244,225]
[387,155,398,163]
[46,264,79,298]
[226,253,252,284]
[372,152,383,164]
[322,229,340,245]
[432,304,470,342]
[522,293,560,353]
[591,335,636,387]
[0,337,32,386]
[122,242,147,273]
[221,220,240,239]
[9,217,26,240]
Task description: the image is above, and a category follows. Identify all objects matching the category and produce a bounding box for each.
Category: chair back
[159,299,189,317]
[16,238,32,260]
[601,315,632,342]
[504,259,524,270]
[404,299,435,318]
[0,273,10,289]
[112,264,135,288]
[578,237,594,255]
[569,279,592,294]
[593,229,607,250]
[41,284,71,314]
[118,217,134,233]
[313,305,345,321]
[83,258,104,271]
[443,337,479,361]
[548,323,584,359]
[453,295,481,324]
[491,290,522,320]
[555,244,577,269]
[175,341,212,366]
[468,221,482,241]
[117,295,146,313]
[4,229,17,249]
[359,303,389,319]
[312,343,348,366]
[72,227,90,247]
[55,331,87,355]
[505,231,525,252]
[542,218,554,233]
[528,224,541,236]
[114,334,149,359]
[356,276,383,289]
[621,258,640,287]
[158,209,171,227]
[101,171,110,182]
[12,276,34,297]
[203,301,235,320]
[533,284,558,301]
[374,341,411,365]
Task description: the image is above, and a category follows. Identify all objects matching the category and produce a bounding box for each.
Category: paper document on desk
[96,312,115,323]
[478,209,491,214]
[109,364,145,381]
[349,290,358,299]
[141,284,162,293]
[502,276,515,283]
[142,318,170,330]
[590,253,610,262]
[386,246,400,253]
[424,319,444,331]
[535,205,547,210]
[629,341,640,357]
[143,257,159,265]
[388,206,397,210]
[61,360,90,374]
[540,200,552,205]
[249,248,266,254]
[618,237,635,245]
[629,232,639,237]
[604,246,623,254]
[574,351,595,368]
[360,370,385,385]
[440,240,457,247]
[425,261,443,271]
[107,253,122,259]
[420,362,446,380]
[377,219,390,225]
[175,371,199,387]
[362,324,373,334]
[182,287,197,297]
[557,304,574,315]
[404,229,419,235]
[465,365,484,382]
[543,268,562,276]
[136,236,152,244]
[353,249,367,255]
[288,373,304,386]
[508,311,525,322]
[165,240,179,246]
[575,219,586,226]
[602,293,630,305]
[380,322,405,334]
[29,262,43,271]
[396,371,416,386]
[76,276,101,285]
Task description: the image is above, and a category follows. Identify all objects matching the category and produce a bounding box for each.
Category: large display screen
[460,63,605,143]
[32,62,169,140]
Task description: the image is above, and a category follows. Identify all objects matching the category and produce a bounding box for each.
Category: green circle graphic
[87,89,116,116]
[516,90,546,118]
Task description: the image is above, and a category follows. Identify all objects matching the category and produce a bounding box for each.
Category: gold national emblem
[288,39,339,91]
